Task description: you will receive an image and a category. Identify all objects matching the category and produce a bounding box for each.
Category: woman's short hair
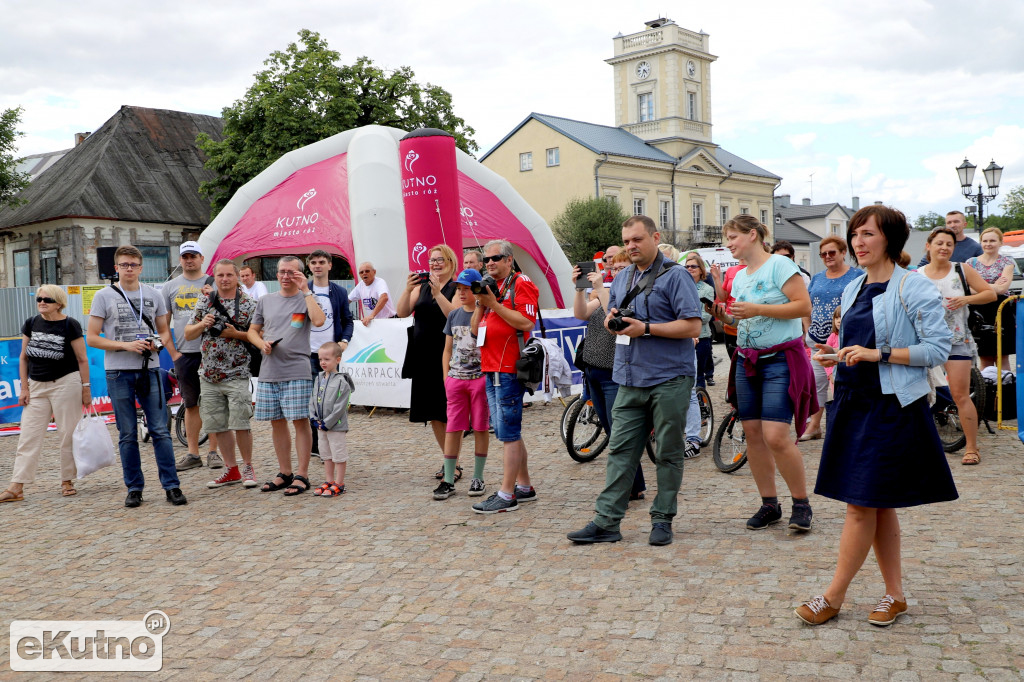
[846,205,909,264]
[683,251,707,279]
[723,214,769,244]
[429,244,458,277]
[658,243,680,262]
[980,226,1004,242]
[37,284,67,311]
[927,227,957,245]
[819,236,848,253]
[611,250,631,265]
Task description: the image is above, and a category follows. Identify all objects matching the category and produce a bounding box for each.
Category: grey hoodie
[309,370,355,432]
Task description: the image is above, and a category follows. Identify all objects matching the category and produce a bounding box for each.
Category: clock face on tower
[687,60,696,78]
[635,60,651,80]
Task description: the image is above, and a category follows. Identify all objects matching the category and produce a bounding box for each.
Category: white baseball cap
[179,241,203,256]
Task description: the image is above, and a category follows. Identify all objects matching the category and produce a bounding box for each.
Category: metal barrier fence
[0,280,357,338]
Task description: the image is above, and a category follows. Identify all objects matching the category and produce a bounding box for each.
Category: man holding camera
[470,239,539,514]
[184,260,258,489]
[86,245,186,508]
[567,215,702,546]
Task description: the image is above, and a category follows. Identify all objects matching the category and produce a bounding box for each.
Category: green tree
[0,106,31,210]
[198,29,478,216]
[552,197,629,263]
[912,211,944,231]
[1000,185,1024,223]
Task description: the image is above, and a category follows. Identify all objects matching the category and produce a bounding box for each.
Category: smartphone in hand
[576,261,597,289]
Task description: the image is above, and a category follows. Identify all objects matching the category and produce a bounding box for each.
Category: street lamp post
[957,158,1003,233]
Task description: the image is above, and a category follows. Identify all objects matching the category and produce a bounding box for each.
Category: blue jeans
[734,354,795,424]
[485,372,525,442]
[585,366,645,495]
[106,369,180,492]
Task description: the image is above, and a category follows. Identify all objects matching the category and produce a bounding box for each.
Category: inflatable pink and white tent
[198,125,573,308]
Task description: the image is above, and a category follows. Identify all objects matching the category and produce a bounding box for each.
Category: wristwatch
[643,322,652,338]
[879,344,892,364]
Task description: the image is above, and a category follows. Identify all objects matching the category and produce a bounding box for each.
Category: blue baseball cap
[455,268,483,286]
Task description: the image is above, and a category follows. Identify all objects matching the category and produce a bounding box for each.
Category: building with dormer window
[481,18,781,250]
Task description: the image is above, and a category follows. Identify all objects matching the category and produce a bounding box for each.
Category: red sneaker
[207,466,241,488]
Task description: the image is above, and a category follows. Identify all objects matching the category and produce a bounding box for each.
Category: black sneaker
[166,488,188,506]
[125,491,143,508]
[705,378,716,386]
[683,441,700,459]
[649,522,673,546]
[468,478,486,497]
[433,481,456,500]
[789,503,813,532]
[514,486,538,502]
[746,502,782,530]
[567,521,622,544]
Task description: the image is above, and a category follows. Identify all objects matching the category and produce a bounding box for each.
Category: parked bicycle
[933,365,986,453]
[712,407,747,473]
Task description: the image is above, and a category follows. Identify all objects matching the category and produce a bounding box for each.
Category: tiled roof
[712,148,780,180]
[778,202,849,221]
[0,106,223,229]
[774,219,822,244]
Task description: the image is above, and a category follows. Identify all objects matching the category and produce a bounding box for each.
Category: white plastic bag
[73,407,117,479]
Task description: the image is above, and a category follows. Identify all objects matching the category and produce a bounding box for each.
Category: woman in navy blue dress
[796,205,958,627]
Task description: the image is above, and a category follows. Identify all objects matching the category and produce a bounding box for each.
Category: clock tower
[607,18,717,157]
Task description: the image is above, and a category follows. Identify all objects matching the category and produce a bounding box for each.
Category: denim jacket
[839,265,951,407]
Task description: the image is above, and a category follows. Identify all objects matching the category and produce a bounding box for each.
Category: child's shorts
[319,430,348,463]
[444,375,489,433]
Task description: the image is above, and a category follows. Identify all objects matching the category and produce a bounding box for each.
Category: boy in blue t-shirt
[433,269,490,500]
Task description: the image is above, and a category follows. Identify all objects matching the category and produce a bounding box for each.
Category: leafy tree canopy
[552,197,629,263]
[0,106,31,210]
[912,210,944,231]
[198,29,477,216]
[1000,185,1024,223]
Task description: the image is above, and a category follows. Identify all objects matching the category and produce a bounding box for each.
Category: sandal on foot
[0,489,24,503]
[283,474,311,496]
[454,465,463,482]
[321,483,345,497]
[961,451,981,465]
[434,467,444,479]
[60,481,77,497]
[260,472,294,492]
[312,482,332,497]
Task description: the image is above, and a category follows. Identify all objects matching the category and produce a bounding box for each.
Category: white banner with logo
[342,318,413,408]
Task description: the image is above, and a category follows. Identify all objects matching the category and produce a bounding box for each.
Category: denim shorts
[253,379,313,421]
[484,372,525,442]
[734,353,794,424]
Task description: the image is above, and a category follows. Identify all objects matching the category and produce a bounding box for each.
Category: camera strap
[508,274,546,354]
[110,283,156,333]
[619,253,677,312]
[210,289,243,329]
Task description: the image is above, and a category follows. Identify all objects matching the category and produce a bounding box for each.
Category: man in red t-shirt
[472,240,539,514]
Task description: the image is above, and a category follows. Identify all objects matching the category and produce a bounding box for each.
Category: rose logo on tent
[297,188,317,211]
[411,242,427,266]
[403,150,419,173]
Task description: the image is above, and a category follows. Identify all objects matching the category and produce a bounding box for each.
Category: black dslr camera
[471,276,500,296]
[606,307,636,333]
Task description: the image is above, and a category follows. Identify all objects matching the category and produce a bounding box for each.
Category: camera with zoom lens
[148,335,164,351]
[470,276,499,296]
[415,271,430,285]
[209,320,227,337]
[606,307,637,333]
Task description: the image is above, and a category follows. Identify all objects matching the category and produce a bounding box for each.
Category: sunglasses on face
[36,296,57,304]
[819,250,839,258]
[482,255,505,264]
[684,264,701,270]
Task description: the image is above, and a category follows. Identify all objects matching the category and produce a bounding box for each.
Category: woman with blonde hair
[966,227,1016,371]
[396,244,460,477]
[2,285,91,502]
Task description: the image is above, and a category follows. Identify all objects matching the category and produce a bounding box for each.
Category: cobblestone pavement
[1,349,1022,680]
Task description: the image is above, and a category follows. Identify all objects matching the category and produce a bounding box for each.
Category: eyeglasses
[36,296,57,304]
[611,266,628,273]
[117,262,141,270]
[277,270,300,277]
[482,255,506,264]
[819,250,839,258]
[684,264,701,270]
[428,257,446,265]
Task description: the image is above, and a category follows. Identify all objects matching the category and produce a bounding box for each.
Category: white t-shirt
[348,278,395,319]
[309,284,334,352]
[242,281,268,300]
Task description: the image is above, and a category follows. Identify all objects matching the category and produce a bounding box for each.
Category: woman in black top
[1,285,91,502]
[395,244,458,476]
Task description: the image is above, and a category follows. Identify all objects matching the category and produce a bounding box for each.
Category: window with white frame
[740,207,749,215]
[638,93,654,122]
[545,148,559,167]
[831,222,840,235]
[692,203,703,227]
[660,200,671,229]
[519,152,532,171]
[633,197,645,216]
[720,206,729,225]
[13,249,30,287]
[687,92,697,121]
[760,209,768,225]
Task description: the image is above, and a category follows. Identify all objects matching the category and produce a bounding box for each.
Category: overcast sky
[3,0,1023,220]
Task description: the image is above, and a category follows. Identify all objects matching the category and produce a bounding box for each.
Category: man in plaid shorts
[246,256,326,496]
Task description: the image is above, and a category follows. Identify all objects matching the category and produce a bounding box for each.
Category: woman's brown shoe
[795,595,840,625]
[868,594,907,626]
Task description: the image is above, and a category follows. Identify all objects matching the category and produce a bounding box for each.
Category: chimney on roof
[778,194,790,208]
[852,196,860,211]
[874,200,884,205]
[802,198,811,206]
[75,132,91,146]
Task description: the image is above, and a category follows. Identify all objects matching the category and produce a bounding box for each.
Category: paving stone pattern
[1,348,1022,680]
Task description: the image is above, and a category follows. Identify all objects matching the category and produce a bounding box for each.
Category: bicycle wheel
[970,367,986,425]
[695,386,714,448]
[566,398,608,462]
[712,409,747,473]
[933,402,965,453]
[175,405,209,448]
[559,395,579,444]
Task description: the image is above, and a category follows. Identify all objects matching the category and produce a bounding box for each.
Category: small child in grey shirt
[309,342,355,497]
